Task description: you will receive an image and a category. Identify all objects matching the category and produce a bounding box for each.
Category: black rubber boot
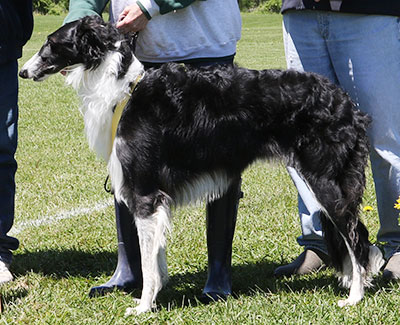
[89,199,142,297]
[200,177,242,304]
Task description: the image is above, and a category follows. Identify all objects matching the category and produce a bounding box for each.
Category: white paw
[125,299,155,316]
[124,304,151,316]
[124,307,136,317]
[337,297,361,307]
[134,304,152,314]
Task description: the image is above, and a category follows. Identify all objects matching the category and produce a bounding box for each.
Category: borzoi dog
[19,16,384,314]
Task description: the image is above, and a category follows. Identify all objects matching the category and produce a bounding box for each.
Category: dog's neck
[66,49,144,108]
[65,50,144,161]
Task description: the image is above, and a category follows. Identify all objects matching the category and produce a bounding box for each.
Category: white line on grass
[10,199,114,235]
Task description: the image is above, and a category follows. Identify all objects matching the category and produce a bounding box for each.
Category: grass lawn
[1,12,396,324]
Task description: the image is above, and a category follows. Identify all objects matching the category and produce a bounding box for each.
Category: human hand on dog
[116,4,149,33]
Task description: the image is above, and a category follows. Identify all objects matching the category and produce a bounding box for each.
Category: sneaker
[383,253,400,280]
[0,261,13,285]
[274,248,330,277]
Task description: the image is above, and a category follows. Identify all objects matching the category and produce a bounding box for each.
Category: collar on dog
[111,74,143,145]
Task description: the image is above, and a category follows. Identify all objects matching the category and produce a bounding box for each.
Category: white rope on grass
[10,199,113,235]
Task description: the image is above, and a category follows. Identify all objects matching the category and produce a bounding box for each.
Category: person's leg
[324,13,400,277]
[89,200,142,296]
[185,59,241,300]
[275,11,339,276]
[0,60,20,283]
[200,177,242,303]
[274,168,330,276]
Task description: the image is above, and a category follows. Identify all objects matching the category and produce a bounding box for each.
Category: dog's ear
[76,16,108,68]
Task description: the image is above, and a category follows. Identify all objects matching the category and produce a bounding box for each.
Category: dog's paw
[337,296,361,307]
[125,300,154,316]
[124,307,136,317]
[133,298,141,305]
[124,305,150,316]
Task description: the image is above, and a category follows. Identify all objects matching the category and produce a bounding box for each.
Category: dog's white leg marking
[338,253,353,289]
[366,245,384,283]
[337,244,384,307]
[337,237,365,307]
[125,202,171,315]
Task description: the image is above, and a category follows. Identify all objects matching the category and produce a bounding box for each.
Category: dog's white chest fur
[66,51,144,161]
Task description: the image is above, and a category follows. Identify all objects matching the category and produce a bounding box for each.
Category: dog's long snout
[18,52,41,80]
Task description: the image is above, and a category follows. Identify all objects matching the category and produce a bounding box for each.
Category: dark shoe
[274,248,330,277]
[89,200,142,297]
[383,254,400,280]
[198,292,228,305]
[89,273,139,297]
[201,177,242,302]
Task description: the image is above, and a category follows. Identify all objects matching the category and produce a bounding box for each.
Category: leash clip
[104,175,113,194]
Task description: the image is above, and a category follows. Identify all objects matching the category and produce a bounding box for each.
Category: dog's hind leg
[334,222,383,306]
[313,188,384,307]
[337,241,383,307]
[292,110,383,306]
[336,231,367,307]
[125,192,171,315]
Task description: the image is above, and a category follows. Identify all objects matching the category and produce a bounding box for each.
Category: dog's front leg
[125,202,171,315]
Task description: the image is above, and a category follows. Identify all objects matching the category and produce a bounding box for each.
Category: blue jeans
[283,11,400,259]
[0,60,20,264]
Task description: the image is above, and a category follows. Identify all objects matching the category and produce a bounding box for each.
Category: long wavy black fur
[115,63,372,272]
[40,15,373,273]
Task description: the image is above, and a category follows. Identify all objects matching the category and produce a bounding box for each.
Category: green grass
[1,12,393,324]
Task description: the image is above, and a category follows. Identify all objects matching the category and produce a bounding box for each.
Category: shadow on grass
[0,286,29,307]
[11,248,388,310]
[13,249,119,278]
[156,259,343,309]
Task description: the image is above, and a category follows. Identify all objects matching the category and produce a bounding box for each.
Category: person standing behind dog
[0,0,33,283]
[274,0,400,279]
[64,0,242,302]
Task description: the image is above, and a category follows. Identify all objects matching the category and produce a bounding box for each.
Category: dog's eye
[39,44,53,63]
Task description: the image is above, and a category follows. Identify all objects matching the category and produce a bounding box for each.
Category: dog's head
[19,15,130,81]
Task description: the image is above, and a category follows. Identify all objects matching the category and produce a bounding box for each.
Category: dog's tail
[313,105,372,273]
[323,107,372,272]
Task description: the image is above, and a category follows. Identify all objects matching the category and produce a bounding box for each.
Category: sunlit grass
[0,13,390,324]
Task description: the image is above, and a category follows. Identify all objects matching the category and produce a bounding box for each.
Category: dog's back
[123,63,370,179]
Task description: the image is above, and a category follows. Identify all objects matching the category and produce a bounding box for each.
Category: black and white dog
[20,16,384,314]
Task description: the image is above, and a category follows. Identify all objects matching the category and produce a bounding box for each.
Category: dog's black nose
[19,69,28,79]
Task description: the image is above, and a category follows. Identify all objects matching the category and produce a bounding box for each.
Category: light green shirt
[64,0,199,23]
